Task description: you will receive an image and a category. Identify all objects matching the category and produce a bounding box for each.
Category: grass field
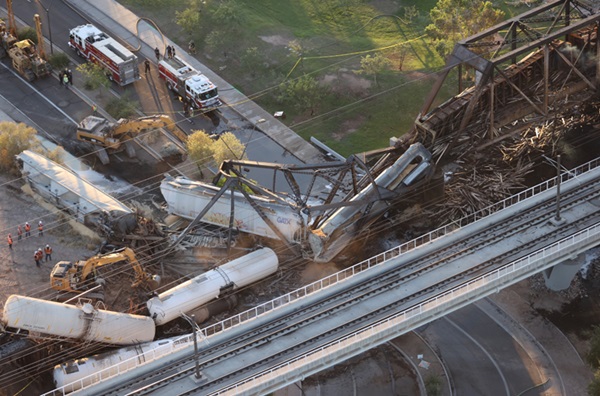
[121,0,525,156]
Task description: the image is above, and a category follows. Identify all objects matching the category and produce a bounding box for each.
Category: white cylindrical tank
[53,335,193,392]
[147,248,278,325]
[3,295,155,345]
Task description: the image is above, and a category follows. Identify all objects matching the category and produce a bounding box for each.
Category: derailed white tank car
[147,247,278,326]
[160,176,305,242]
[3,295,155,345]
[53,335,194,392]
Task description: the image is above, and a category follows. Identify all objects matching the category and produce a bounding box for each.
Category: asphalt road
[424,304,544,396]
[0,2,572,395]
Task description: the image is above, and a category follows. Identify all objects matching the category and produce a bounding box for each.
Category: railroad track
[89,173,600,395]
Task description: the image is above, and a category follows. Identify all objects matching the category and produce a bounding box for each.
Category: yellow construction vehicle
[0,20,18,54]
[50,247,159,293]
[1,12,51,81]
[7,39,51,81]
[76,114,188,165]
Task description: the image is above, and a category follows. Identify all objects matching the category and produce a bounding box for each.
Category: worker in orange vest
[7,234,13,250]
[17,225,23,241]
[38,221,44,237]
[34,249,43,267]
[24,222,31,238]
[44,245,53,262]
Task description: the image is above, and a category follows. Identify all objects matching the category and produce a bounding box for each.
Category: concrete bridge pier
[543,250,599,291]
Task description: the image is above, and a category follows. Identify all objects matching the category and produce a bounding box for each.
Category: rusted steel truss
[409,0,600,162]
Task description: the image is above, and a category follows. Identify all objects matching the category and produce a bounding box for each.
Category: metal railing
[41,333,197,396]
[211,221,600,395]
[201,155,600,338]
[43,156,600,395]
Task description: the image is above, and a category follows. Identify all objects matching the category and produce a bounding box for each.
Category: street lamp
[182,314,202,380]
[35,0,53,55]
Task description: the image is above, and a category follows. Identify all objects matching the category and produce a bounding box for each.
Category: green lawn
[119,0,506,156]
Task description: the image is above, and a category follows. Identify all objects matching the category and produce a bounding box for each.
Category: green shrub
[105,95,139,119]
[49,52,70,70]
[17,27,37,44]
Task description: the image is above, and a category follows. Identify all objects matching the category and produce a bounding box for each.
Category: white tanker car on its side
[147,247,278,326]
[2,295,155,345]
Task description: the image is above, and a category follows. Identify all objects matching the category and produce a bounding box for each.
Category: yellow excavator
[50,247,159,294]
[76,114,188,164]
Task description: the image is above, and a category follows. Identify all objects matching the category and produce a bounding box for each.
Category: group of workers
[58,68,73,88]
[6,221,54,268]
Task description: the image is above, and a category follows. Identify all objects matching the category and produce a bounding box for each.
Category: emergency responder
[44,244,53,262]
[17,225,22,241]
[188,40,196,54]
[34,249,42,267]
[7,234,13,250]
[166,45,172,59]
[38,221,44,237]
[24,222,31,237]
[154,47,160,62]
[144,59,150,74]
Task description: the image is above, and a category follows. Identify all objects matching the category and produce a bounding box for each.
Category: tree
[240,47,262,77]
[176,4,201,36]
[587,326,600,369]
[212,132,247,165]
[43,146,66,165]
[186,130,247,177]
[278,75,327,115]
[0,122,37,174]
[76,62,111,91]
[357,53,392,86]
[210,1,241,26]
[590,369,600,396]
[205,30,227,55]
[425,0,505,58]
[187,130,215,173]
[404,5,419,23]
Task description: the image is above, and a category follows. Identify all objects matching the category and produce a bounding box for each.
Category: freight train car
[2,295,155,345]
[161,176,305,243]
[52,335,194,392]
[147,247,278,325]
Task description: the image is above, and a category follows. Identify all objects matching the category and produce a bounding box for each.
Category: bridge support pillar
[543,253,586,291]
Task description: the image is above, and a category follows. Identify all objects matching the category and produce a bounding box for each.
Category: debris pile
[434,100,600,224]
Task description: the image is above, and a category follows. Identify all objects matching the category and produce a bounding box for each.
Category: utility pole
[555,154,561,222]
[36,0,53,55]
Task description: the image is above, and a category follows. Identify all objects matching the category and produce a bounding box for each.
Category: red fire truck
[68,24,140,86]
[158,55,220,110]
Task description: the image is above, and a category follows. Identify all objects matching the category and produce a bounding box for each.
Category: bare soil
[0,173,99,396]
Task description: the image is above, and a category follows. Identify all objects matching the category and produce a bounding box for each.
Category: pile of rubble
[432,100,600,224]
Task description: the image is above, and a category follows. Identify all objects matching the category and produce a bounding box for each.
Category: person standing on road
[62,72,69,88]
[154,47,160,62]
[58,70,64,86]
[166,45,172,59]
[171,46,176,58]
[24,222,31,238]
[67,70,73,85]
[144,59,150,74]
[38,221,44,237]
[17,225,22,241]
[188,40,196,54]
[7,234,13,250]
[45,244,53,262]
[34,249,42,267]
